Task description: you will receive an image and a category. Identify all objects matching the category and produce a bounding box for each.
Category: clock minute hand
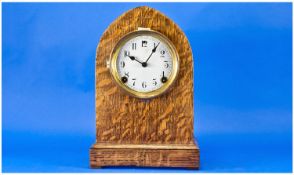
[144,42,160,64]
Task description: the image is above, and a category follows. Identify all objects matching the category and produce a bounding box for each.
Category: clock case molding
[90,6,200,169]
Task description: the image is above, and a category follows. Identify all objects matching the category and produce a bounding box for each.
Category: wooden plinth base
[90,142,199,169]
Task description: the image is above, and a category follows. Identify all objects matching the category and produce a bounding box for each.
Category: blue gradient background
[2,2,292,173]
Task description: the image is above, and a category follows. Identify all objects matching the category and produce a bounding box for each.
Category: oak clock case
[109,29,180,99]
[90,6,200,169]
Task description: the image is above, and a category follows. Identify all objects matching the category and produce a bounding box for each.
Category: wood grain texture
[92,143,197,149]
[90,147,199,168]
[91,6,199,168]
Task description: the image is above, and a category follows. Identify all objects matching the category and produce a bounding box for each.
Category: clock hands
[142,42,160,67]
[127,55,144,65]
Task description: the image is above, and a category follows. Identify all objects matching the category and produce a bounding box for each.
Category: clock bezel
[109,28,180,99]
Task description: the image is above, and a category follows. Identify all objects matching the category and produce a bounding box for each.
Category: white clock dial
[116,35,173,93]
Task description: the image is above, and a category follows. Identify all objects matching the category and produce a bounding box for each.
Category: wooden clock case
[90,6,199,169]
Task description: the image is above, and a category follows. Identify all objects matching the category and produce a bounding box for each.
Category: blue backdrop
[2,2,292,173]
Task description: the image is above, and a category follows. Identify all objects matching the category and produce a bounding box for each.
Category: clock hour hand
[128,55,143,65]
[143,42,160,67]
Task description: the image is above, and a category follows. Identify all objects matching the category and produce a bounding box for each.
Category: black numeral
[142,40,147,47]
[142,82,147,88]
[164,61,169,68]
[120,61,125,68]
[153,78,157,86]
[124,50,130,57]
[160,50,165,57]
[132,78,136,86]
[132,43,137,50]
[124,72,129,77]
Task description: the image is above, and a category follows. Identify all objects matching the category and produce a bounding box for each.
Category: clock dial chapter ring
[109,29,180,99]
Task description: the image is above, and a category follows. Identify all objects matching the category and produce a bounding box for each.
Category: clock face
[110,30,179,98]
[117,35,173,93]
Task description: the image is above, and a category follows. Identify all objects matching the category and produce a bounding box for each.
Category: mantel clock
[90,6,200,169]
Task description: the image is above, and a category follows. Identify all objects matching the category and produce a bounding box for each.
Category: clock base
[90,142,199,169]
